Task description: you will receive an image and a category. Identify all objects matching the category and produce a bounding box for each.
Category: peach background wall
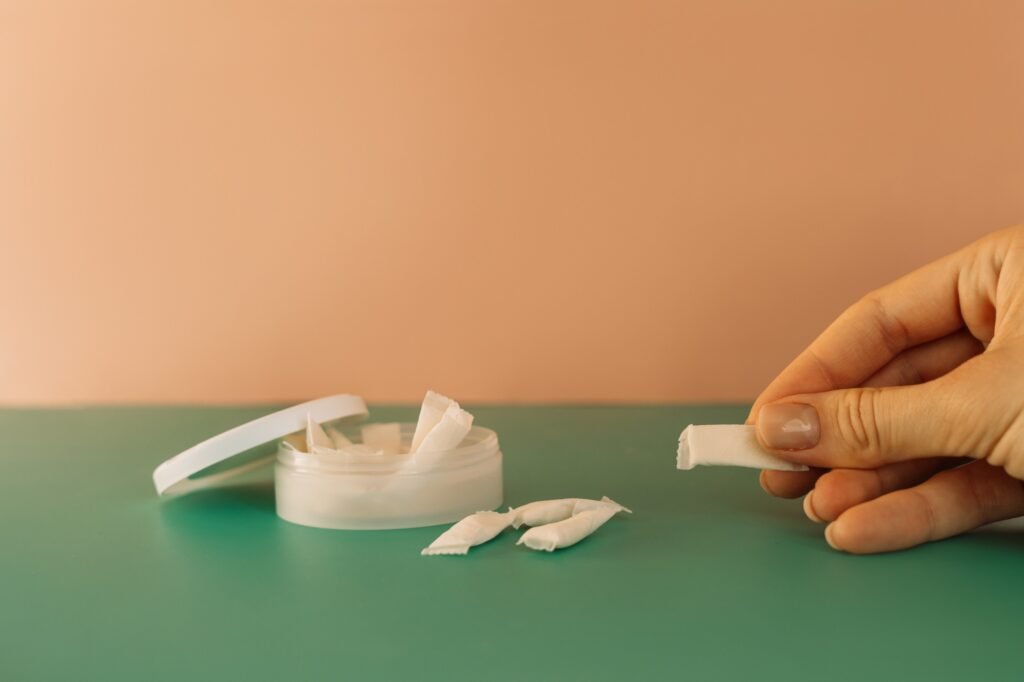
[2,1,1023,405]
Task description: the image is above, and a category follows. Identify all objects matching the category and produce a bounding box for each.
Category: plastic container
[152,394,504,531]
[275,423,502,530]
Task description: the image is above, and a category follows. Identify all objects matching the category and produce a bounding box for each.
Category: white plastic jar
[275,423,503,530]
[152,395,503,531]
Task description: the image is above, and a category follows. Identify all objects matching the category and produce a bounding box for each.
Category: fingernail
[824,523,841,551]
[803,491,822,523]
[758,403,820,450]
[758,470,772,494]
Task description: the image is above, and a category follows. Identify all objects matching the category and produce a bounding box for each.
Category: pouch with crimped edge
[414,405,474,459]
[517,504,626,552]
[410,390,459,454]
[392,403,475,481]
[421,510,512,556]
[508,496,631,529]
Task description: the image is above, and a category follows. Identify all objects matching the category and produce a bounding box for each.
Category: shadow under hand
[967,516,1024,550]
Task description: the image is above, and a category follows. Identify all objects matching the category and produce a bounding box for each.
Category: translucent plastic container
[275,423,503,530]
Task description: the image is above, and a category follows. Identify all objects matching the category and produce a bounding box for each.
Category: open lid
[152,394,368,496]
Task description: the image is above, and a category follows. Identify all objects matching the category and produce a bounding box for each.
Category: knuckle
[832,389,884,462]
[938,359,1024,461]
[960,465,999,526]
[984,412,1024,472]
[805,346,842,390]
[906,488,940,542]
[859,291,911,357]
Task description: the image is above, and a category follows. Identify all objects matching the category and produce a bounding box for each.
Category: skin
[748,225,1024,554]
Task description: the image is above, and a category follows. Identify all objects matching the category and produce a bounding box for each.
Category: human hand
[749,226,1024,553]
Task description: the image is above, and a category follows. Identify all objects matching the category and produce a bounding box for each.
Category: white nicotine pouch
[421,511,512,556]
[677,425,808,472]
[517,505,625,552]
[391,398,476,483]
[410,390,459,453]
[413,405,474,458]
[325,425,353,449]
[306,414,334,451]
[508,497,631,529]
[305,416,382,457]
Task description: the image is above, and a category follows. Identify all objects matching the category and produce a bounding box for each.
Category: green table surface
[2,404,1022,681]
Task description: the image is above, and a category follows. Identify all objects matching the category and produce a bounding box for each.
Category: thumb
[754,382,968,469]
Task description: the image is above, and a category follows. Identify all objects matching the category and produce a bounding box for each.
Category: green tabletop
[2,404,1021,681]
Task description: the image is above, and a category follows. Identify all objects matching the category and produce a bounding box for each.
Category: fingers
[759,468,824,499]
[802,457,963,522]
[746,229,1013,424]
[754,378,973,469]
[862,330,984,388]
[748,251,966,420]
[759,331,982,501]
[824,461,1024,554]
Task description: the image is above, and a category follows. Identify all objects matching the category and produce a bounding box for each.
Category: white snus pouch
[307,414,334,451]
[152,392,503,531]
[517,504,626,552]
[412,405,474,458]
[508,497,632,529]
[325,424,353,449]
[677,424,808,472]
[421,511,513,556]
[410,390,459,453]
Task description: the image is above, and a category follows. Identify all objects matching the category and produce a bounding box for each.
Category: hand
[748,226,1024,554]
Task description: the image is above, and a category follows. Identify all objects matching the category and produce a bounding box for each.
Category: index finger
[747,245,979,422]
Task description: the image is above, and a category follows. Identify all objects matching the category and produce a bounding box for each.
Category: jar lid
[152,394,368,496]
